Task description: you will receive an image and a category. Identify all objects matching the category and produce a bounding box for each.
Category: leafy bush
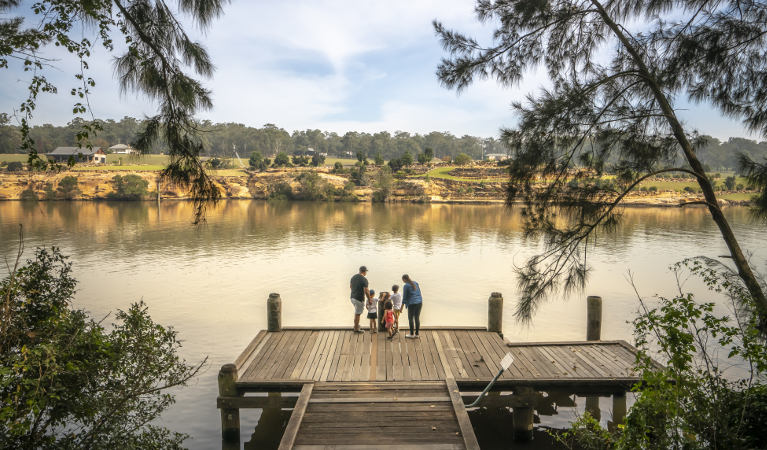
[454,152,472,165]
[724,175,736,190]
[291,154,310,166]
[207,157,231,169]
[295,171,327,200]
[43,182,56,200]
[332,162,345,174]
[6,161,23,172]
[19,186,37,201]
[400,151,414,167]
[311,153,325,167]
[0,247,202,449]
[57,176,80,200]
[648,186,658,192]
[388,157,403,173]
[109,174,150,200]
[683,186,695,193]
[374,152,384,166]
[273,152,291,167]
[268,181,293,200]
[249,151,269,171]
[372,167,394,202]
[350,164,369,186]
[558,259,767,449]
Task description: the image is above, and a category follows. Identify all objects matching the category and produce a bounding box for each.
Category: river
[1,201,764,448]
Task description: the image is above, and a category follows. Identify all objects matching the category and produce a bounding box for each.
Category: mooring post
[218,364,240,443]
[612,392,626,425]
[267,293,282,332]
[488,292,503,336]
[511,386,535,442]
[585,396,601,421]
[586,295,602,341]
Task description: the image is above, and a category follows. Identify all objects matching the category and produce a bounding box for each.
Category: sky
[0,0,761,141]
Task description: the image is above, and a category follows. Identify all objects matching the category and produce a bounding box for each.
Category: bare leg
[354,313,361,331]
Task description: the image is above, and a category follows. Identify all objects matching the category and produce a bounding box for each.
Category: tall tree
[435,0,767,327]
[1,0,227,223]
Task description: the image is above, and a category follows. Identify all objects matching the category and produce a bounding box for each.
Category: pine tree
[435,0,767,327]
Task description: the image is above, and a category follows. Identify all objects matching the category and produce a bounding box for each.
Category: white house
[109,143,138,155]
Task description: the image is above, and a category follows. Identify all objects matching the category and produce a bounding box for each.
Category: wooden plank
[442,330,470,379]
[369,331,378,381]
[294,445,464,450]
[327,331,349,381]
[376,330,386,381]
[245,330,289,380]
[592,345,634,377]
[546,345,596,378]
[280,330,311,379]
[566,345,609,377]
[319,331,341,381]
[425,330,447,380]
[537,345,575,378]
[235,330,268,372]
[457,330,492,379]
[309,396,451,403]
[445,377,480,450]
[271,330,305,380]
[300,330,330,380]
[431,330,454,379]
[386,332,395,381]
[278,383,314,450]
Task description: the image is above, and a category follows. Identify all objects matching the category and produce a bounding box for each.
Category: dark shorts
[367,312,377,319]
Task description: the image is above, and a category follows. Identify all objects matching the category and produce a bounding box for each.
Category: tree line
[0,115,509,161]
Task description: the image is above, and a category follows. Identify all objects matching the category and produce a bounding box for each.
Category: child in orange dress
[384,300,395,339]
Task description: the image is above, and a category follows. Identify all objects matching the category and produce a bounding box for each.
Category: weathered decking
[234,328,643,390]
[278,380,479,450]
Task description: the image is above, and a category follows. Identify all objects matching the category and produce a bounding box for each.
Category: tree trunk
[591,0,767,327]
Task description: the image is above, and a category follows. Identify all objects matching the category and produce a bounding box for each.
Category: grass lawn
[0,154,30,164]
[420,166,506,183]
[325,157,360,167]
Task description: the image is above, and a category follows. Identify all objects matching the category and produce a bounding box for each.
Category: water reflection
[242,393,292,450]
[0,201,762,449]
[467,389,631,449]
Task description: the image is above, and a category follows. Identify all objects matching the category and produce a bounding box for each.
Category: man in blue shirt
[350,266,370,333]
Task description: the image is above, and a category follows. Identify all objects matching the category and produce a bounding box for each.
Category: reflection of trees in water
[0,201,754,261]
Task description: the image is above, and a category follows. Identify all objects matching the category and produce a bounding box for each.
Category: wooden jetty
[217,293,650,449]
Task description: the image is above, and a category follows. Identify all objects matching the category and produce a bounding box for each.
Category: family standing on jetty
[349,266,423,340]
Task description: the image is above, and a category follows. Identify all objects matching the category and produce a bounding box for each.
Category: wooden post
[586,295,602,341]
[488,292,503,336]
[156,178,161,203]
[512,406,534,441]
[612,392,626,425]
[218,364,240,443]
[585,396,601,421]
[512,386,534,442]
[267,293,282,332]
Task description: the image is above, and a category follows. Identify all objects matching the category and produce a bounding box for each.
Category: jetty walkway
[217,294,650,449]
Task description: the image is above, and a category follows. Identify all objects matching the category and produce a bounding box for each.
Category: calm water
[1,201,764,448]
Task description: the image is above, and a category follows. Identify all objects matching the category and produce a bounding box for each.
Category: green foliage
[388,157,404,173]
[724,175,737,191]
[295,171,328,200]
[109,174,149,200]
[291,154,310,167]
[207,157,230,170]
[350,163,369,186]
[268,181,294,201]
[374,152,384,166]
[19,186,37,201]
[356,150,367,164]
[273,152,291,167]
[559,260,767,450]
[249,151,269,171]
[400,151,413,167]
[453,153,472,166]
[435,0,767,324]
[332,161,345,174]
[0,247,202,449]
[372,167,394,202]
[311,153,325,167]
[43,182,56,200]
[56,175,80,200]
[5,161,22,172]
[1,0,227,223]
[550,412,613,450]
